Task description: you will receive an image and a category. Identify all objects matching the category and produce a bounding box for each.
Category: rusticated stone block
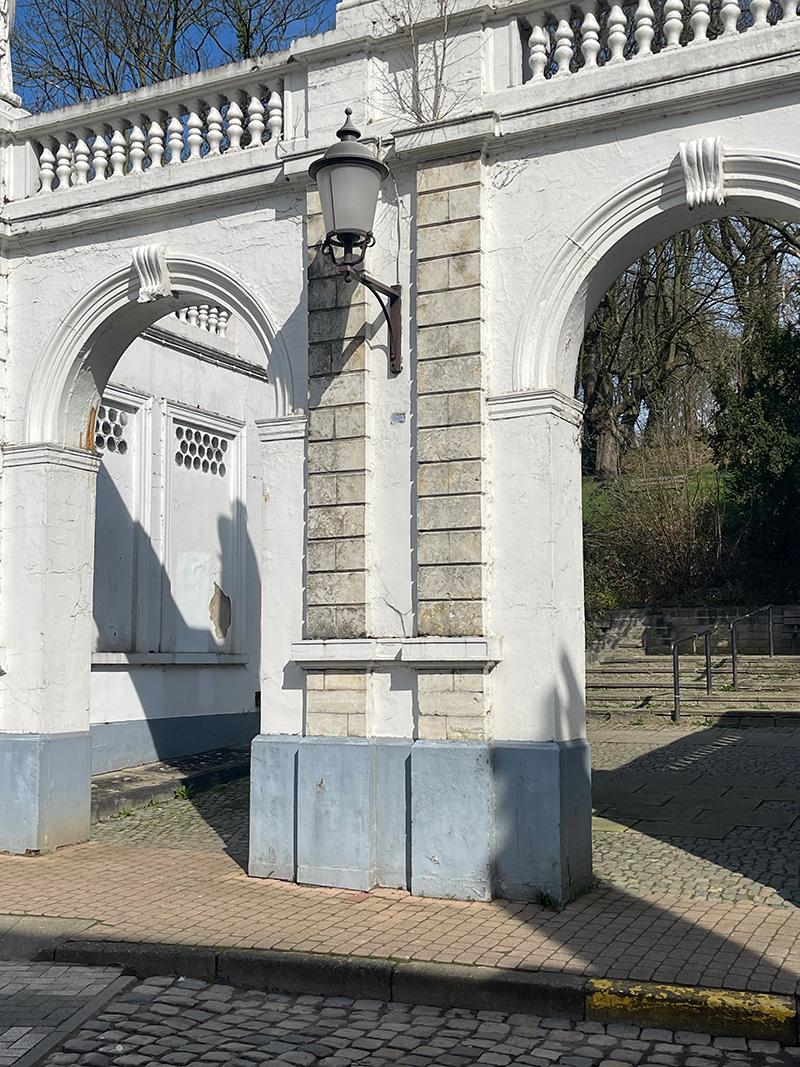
[418,563,482,600]
[418,494,481,531]
[418,599,484,637]
[307,503,365,540]
[307,570,366,606]
[418,219,480,260]
[417,425,482,464]
[418,529,482,565]
[417,157,481,193]
[308,371,365,408]
[417,355,481,394]
[418,460,481,497]
[306,605,366,639]
[307,438,365,474]
[417,286,481,328]
[417,321,481,359]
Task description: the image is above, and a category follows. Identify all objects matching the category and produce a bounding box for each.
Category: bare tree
[13,0,332,109]
[372,0,473,126]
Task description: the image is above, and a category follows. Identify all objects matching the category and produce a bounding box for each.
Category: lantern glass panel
[318,161,383,239]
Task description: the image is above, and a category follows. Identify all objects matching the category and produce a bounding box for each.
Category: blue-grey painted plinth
[90,711,260,774]
[493,739,592,904]
[248,735,411,892]
[296,737,373,890]
[248,734,591,904]
[410,741,495,900]
[248,735,299,880]
[0,732,91,853]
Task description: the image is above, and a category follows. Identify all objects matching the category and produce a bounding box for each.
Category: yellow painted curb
[586,978,797,1042]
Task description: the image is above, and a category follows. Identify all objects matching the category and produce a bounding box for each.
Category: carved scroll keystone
[679,136,725,209]
[133,244,172,302]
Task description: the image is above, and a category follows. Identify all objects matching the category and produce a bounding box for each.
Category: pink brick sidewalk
[0,841,797,996]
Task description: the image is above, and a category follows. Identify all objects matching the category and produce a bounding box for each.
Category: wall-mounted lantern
[309,109,402,374]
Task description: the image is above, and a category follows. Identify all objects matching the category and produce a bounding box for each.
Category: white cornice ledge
[2,443,100,472]
[292,636,500,670]
[487,390,583,427]
[257,414,308,443]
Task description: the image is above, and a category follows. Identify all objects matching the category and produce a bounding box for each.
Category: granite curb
[49,939,799,1044]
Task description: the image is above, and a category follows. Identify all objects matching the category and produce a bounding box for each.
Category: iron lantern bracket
[340,265,402,375]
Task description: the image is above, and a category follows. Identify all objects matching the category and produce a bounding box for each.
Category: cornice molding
[2,443,100,472]
[256,413,308,443]
[291,636,500,669]
[487,390,584,427]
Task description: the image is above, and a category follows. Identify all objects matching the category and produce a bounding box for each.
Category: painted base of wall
[0,732,91,853]
[248,735,592,904]
[90,711,260,774]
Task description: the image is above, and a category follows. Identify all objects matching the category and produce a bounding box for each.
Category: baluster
[663,0,685,45]
[92,132,109,181]
[187,110,203,160]
[207,105,224,155]
[148,119,165,168]
[689,0,710,41]
[217,309,230,338]
[783,0,799,21]
[247,95,265,148]
[750,0,770,25]
[167,115,184,164]
[226,100,244,151]
[267,90,283,141]
[110,127,127,177]
[73,137,90,185]
[719,0,740,31]
[187,306,199,327]
[581,9,601,66]
[177,307,189,322]
[129,123,146,173]
[208,306,220,334]
[198,304,210,331]
[607,3,628,61]
[529,20,549,78]
[635,0,655,54]
[553,11,574,75]
[38,144,56,193]
[56,141,73,190]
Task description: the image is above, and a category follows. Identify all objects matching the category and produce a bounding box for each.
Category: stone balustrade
[31,86,283,194]
[516,0,797,83]
[173,306,230,338]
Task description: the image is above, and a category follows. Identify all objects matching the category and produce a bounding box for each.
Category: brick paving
[39,974,800,1066]
[0,962,123,1065]
[0,725,798,1002]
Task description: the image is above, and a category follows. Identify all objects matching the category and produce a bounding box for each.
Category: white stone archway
[0,252,298,854]
[512,151,800,395]
[487,152,800,893]
[25,251,296,449]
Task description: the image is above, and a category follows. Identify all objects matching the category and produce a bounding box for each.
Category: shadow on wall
[92,471,259,867]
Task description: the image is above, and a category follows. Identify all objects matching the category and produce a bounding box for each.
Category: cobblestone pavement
[0,961,123,1065]
[41,974,800,1067]
[590,727,800,907]
[92,779,250,865]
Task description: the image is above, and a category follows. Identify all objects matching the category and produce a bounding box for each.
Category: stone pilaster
[415,157,484,641]
[305,191,369,643]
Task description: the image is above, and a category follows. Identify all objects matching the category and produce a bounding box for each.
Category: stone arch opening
[24,252,295,449]
[512,151,800,396]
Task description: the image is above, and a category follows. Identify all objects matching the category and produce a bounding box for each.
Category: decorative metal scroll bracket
[340,266,402,375]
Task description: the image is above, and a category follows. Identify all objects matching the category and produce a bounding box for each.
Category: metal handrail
[730,604,774,688]
[670,627,715,723]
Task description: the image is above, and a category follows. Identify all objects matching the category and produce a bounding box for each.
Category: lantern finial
[336,108,361,142]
